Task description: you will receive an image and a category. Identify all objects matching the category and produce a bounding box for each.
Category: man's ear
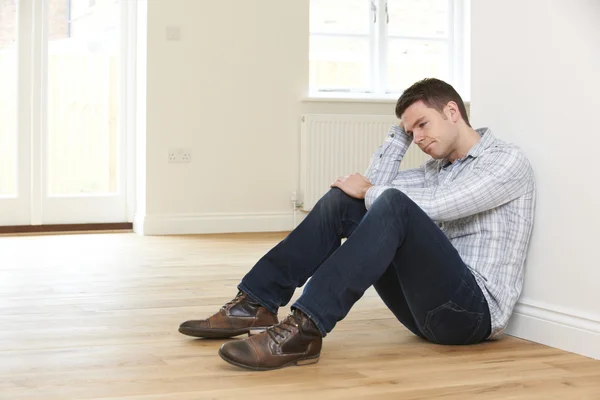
[446,101,460,123]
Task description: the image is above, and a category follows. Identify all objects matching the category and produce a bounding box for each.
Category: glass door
[41,0,128,223]
[0,0,131,227]
[0,0,30,226]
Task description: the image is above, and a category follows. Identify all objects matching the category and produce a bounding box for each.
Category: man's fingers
[331,176,345,188]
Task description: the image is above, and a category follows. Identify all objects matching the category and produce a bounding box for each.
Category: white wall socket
[166,26,181,41]
[168,148,192,163]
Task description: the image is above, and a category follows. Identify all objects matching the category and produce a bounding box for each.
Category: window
[70,0,98,20]
[68,0,120,39]
[309,0,469,99]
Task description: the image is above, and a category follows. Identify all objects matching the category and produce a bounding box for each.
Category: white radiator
[299,114,430,211]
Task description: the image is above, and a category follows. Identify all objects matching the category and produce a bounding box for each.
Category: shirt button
[390,134,395,137]
[379,154,382,158]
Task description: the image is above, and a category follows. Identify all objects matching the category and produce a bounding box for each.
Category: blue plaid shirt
[365,125,536,338]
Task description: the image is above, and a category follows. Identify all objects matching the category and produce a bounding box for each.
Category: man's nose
[413,131,424,144]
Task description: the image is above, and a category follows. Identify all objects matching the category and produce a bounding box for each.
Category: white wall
[471,0,600,359]
[135,0,393,234]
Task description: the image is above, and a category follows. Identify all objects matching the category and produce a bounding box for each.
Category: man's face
[401,100,458,160]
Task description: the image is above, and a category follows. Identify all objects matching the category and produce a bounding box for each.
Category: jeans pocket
[423,301,484,345]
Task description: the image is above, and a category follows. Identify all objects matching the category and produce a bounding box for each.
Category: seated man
[179,78,536,371]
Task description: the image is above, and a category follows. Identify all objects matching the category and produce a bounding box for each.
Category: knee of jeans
[378,188,408,205]
[371,189,411,214]
[321,187,354,209]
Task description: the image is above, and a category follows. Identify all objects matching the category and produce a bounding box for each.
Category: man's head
[396,78,471,160]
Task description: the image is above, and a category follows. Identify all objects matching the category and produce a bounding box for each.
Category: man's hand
[331,173,373,199]
[399,119,412,139]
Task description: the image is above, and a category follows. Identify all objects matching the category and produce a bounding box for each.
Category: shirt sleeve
[364,125,428,209]
[365,146,533,220]
[365,168,426,209]
[364,124,413,185]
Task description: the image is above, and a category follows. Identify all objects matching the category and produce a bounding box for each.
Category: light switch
[166,26,181,41]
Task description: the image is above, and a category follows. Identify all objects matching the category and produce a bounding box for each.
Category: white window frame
[309,0,470,100]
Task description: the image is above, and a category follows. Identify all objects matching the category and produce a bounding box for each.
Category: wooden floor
[1,232,599,399]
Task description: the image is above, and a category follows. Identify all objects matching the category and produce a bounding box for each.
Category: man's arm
[365,146,533,221]
[364,123,426,186]
[332,123,427,201]
[365,124,410,185]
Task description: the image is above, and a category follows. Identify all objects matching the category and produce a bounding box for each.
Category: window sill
[302,94,398,104]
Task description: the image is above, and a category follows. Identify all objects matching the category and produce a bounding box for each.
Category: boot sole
[178,326,268,339]
[218,348,320,371]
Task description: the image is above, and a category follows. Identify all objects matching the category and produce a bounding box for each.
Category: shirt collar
[439,128,495,168]
[467,128,495,158]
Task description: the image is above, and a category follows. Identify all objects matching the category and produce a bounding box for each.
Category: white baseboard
[133,211,307,235]
[505,299,600,360]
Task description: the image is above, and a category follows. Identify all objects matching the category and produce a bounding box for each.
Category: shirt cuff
[389,125,413,151]
[364,185,394,210]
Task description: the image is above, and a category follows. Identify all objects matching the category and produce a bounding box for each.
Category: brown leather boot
[179,291,278,338]
[218,309,322,371]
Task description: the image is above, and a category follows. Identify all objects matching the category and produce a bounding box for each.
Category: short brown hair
[395,78,470,127]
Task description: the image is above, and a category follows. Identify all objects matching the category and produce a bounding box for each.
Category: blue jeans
[239,188,491,345]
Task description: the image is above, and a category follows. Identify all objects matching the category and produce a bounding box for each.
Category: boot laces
[266,314,298,344]
[219,291,245,312]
